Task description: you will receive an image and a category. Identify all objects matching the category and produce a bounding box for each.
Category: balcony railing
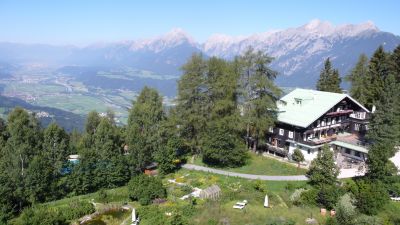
[265,143,288,156]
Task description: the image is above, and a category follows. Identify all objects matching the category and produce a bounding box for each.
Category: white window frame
[288,131,293,139]
[269,127,273,133]
[279,129,284,136]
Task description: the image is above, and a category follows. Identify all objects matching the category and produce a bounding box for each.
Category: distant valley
[1,19,400,130]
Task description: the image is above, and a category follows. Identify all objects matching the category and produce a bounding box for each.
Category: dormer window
[295,99,302,105]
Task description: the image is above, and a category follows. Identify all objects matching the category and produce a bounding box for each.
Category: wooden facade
[265,96,370,163]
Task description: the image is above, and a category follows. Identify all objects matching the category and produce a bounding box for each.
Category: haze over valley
[1,19,400,129]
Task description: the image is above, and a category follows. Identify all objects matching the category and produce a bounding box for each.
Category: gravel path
[182,164,308,181]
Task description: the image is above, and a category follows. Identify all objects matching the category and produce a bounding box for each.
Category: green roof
[277,88,369,128]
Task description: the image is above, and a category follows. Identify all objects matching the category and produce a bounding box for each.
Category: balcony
[326,109,353,116]
[336,133,369,148]
[265,143,288,156]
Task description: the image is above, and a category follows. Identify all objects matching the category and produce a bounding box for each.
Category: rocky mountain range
[1,19,400,88]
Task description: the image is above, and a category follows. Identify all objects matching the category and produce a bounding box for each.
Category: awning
[331,141,369,153]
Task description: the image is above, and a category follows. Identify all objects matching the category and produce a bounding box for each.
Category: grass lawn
[20,169,319,225]
[192,152,307,175]
[170,169,324,225]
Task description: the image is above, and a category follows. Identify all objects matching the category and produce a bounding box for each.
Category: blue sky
[1,0,399,45]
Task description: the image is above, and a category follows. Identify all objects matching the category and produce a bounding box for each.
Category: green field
[35,94,110,115]
[1,80,138,123]
[192,152,307,175]
[4,82,66,95]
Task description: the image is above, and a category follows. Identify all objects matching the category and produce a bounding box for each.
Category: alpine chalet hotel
[266,88,370,168]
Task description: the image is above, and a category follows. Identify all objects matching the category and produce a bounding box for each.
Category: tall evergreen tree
[0,108,42,219]
[391,45,400,82]
[85,111,101,135]
[316,58,342,93]
[238,48,281,151]
[366,74,400,180]
[126,87,165,173]
[346,54,370,106]
[364,46,392,108]
[93,117,129,188]
[93,117,121,158]
[155,109,185,174]
[42,123,70,175]
[176,54,208,155]
[201,57,247,166]
[306,144,339,187]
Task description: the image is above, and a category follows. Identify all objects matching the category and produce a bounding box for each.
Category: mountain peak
[129,28,196,52]
[304,19,333,30]
[162,28,195,44]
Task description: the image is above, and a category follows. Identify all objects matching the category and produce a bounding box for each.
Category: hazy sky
[1,0,399,45]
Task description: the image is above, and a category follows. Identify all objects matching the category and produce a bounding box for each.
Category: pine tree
[316,58,342,93]
[25,156,54,203]
[366,74,400,180]
[292,148,305,168]
[42,123,70,175]
[346,54,370,106]
[364,46,392,108]
[85,111,101,135]
[93,117,121,159]
[0,108,42,218]
[306,144,339,187]
[202,117,247,167]
[390,45,400,82]
[155,109,185,174]
[176,54,208,155]
[238,48,281,151]
[92,117,128,188]
[126,87,165,173]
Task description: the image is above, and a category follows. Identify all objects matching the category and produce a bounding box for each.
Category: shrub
[128,174,166,205]
[98,188,108,203]
[335,194,356,225]
[284,183,295,192]
[63,200,95,220]
[292,148,305,166]
[168,212,189,225]
[353,215,382,225]
[137,205,165,224]
[253,180,267,193]
[299,189,318,206]
[181,185,193,195]
[353,179,388,215]
[16,206,67,225]
[324,217,338,225]
[317,185,341,210]
[265,217,295,225]
[289,188,306,205]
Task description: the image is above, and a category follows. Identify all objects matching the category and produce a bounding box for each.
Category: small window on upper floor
[269,127,273,133]
[279,129,284,136]
[288,131,293,139]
